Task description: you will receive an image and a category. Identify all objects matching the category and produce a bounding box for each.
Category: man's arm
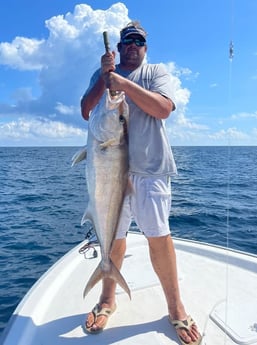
[123,78,175,119]
[81,52,116,121]
[81,76,105,121]
[105,72,175,119]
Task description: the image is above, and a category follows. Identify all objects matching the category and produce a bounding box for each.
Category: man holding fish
[80,21,202,345]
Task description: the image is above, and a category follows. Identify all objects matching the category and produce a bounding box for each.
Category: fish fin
[81,208,93,226]
[71,146,87,167]
[100,138,116,149]
[109,259,131,300]
[83,262,103,298]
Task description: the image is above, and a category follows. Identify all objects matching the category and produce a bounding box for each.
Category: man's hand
[101,51,115,74]
[103,72,123,92]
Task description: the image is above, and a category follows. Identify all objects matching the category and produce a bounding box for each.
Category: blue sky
[0,0,257,146]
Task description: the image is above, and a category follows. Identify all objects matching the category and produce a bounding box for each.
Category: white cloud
[0,3,131,118]
[206,127,257,145]
[55,102,79,115]
[231,111,257,120]
[164,62,191,115]
[166,61,198,80]
[0,37,45,70]
[209,128,247,140]
[0,2,197,146]
[167,125,257,146]
[0,117,86,146]
[0,2,133,146]
[163,61,210,143]
[175,114,208,130]
[0,2,255,146]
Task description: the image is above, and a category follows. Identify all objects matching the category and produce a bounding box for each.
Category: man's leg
[147,234,201,343]
[85,238,126,332]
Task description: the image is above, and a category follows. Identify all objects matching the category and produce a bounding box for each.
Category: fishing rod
[103,31,117,97]
[103,31,111,54]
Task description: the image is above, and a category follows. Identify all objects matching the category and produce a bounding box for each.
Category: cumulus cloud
[1,2,254,146]
[167,126,257,146]
[207,127,257,146]
[0,2,195,146]
[0,3,132,117]
[164,62,191,113]
[0,117,86,146]
[0,37,45,70]
[0,2,132,145]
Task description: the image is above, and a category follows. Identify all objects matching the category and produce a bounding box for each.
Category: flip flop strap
[92,304,115,320]
[172,317,195,331]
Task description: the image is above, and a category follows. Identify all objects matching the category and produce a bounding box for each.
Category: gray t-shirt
[84,62,177,176]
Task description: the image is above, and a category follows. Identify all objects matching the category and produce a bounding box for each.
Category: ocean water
[0,146,256,334]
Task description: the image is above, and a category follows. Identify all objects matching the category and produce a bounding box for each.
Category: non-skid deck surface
[2,233,257,345]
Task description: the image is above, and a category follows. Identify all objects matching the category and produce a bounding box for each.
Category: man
[81,21,202,345]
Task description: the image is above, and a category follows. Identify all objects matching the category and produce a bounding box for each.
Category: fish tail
[83,262,103,298]
[83,259,131,300]
[109,259,131,300]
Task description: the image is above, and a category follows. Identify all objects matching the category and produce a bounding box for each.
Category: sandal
[85,303,116,334]
[169,315,202,345]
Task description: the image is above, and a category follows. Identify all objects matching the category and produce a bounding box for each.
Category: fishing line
[206,3,235,344]
[224,0,235,343]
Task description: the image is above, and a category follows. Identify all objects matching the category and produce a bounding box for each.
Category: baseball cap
[120,22,147,42]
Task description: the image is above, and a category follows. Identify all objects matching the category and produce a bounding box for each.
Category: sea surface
[0,146,257,335]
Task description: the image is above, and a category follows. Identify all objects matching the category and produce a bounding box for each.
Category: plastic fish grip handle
[103,31,116,97]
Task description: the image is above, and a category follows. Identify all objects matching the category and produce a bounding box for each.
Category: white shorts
[116,174,172,239]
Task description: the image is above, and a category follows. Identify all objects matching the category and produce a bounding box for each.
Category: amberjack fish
[72,89,131,299]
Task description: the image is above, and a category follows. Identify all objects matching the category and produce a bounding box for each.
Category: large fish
[72,89,131,299]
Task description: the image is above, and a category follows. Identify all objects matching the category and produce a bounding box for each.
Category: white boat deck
[1,232,257,345]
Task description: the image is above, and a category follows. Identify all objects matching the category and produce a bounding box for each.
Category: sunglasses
[121,38,146,47]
